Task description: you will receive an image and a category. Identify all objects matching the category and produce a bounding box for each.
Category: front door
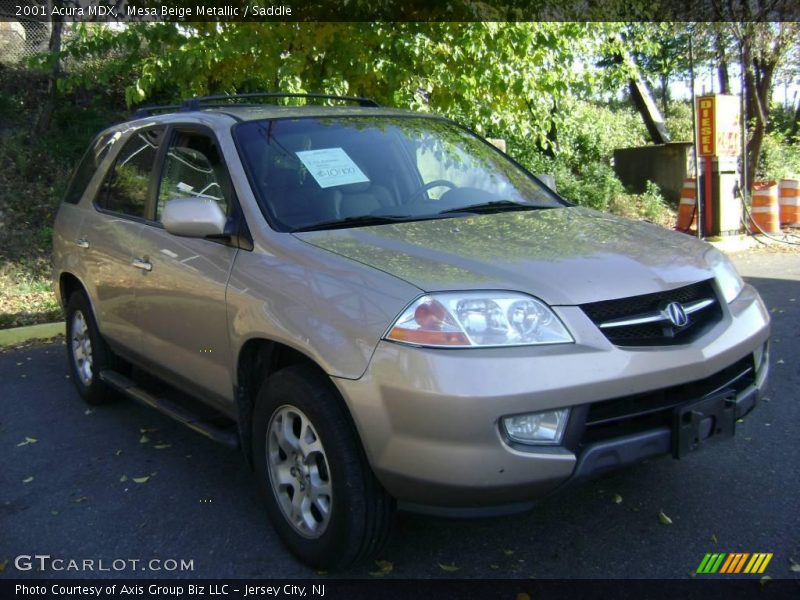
[134,127,238,410]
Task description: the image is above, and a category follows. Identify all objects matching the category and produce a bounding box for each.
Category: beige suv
[53,93,770,569]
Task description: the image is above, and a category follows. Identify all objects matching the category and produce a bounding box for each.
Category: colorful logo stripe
[696,553,773,574]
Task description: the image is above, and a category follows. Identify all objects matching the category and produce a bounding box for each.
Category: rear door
[134,126,239,409]
[79,126,166,353]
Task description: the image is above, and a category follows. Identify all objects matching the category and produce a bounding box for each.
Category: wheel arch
[235,337,331,466]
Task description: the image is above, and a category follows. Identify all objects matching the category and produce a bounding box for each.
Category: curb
[706,235,758,254]
[0,322,64,347]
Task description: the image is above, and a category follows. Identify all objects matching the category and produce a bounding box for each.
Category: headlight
[502,409,570,445]
[385,292,574,348]
[705,248,744,303]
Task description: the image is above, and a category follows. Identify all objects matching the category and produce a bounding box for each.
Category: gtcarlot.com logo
[14,554,194,573]
[696,552,773,575]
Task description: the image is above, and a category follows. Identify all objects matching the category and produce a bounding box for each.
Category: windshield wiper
[291,214,416,233]
[437,200,553,215]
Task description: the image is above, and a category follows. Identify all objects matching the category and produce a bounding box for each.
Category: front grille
[580,280,722,346]
[579,354,755,445]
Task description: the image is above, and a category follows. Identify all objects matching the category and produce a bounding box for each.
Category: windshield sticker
[295,148,369,189]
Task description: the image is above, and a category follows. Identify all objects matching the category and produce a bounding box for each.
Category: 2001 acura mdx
[52,93,770,569]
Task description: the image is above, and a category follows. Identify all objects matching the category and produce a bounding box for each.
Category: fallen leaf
[438,563,460,573]
[777,359,785,364]
[140,428,158,433]
[315,570,328,576]
[490,564,499,569]
[22,476,34,484]
[789,558,800,573]
[759,576,772,588]
[139,435,150,444]
[17,437,38,446]
[84,409,94,415]
[612,494,623,504]
[119,475,128,483]
[153,444,172,450]
[51,511,58,516]
[711,534,718,544]
[658,511,673,525]
[73,496,87,503]
[503,549,515,556]
[0,560,7,572]
[368,560,393,577]
[115,449,123,456]
[132,476,150,484]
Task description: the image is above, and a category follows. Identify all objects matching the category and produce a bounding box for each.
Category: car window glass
[100,127,164,218]
[157,132,230,221]
[63,131,118,205]
[235,117,562,232]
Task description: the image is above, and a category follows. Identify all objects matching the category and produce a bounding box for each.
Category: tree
[713,0,800,188]
[62,22,627,158]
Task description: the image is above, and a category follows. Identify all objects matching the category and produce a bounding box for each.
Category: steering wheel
[406,179,457,205]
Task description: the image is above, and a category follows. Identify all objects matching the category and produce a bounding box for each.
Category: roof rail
[180,92,380,110]
[131,104,182,119]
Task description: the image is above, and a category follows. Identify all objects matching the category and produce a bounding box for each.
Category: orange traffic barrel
[750,181,780,234]
[778,178,799,226]
[676,177,697,232]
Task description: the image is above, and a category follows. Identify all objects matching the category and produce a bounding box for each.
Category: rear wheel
[65,291,114,405]
[253,364,394,569]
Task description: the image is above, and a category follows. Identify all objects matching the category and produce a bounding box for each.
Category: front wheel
[253,364,394,569]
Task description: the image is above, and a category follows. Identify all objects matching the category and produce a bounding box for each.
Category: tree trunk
[659,73,670,114]
[34,14,63,136]
[741,40,776,191]
[715,33,730,94]
[791,97,800,139]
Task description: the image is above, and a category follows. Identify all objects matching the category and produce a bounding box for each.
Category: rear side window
[97,127,165,218]
[63,132,117,204]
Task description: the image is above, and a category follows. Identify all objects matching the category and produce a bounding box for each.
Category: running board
[100,369,239,449]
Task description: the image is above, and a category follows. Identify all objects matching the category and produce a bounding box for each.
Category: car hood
[293,207,715,305]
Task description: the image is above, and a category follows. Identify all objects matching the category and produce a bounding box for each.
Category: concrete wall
[613,142,694,205]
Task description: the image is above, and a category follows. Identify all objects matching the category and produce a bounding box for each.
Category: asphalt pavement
[1,252,798,580]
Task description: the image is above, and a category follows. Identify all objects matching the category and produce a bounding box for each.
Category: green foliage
[664,100,695,142]
[757,131,800,181]
[767,103,799,141]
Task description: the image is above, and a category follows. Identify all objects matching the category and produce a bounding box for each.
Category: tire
[65,291,114,405]
[253,364,394,570]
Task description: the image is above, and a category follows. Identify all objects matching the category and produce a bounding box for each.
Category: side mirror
[162,198,227,238]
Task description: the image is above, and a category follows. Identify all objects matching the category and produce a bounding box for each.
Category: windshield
[235,116,565,232]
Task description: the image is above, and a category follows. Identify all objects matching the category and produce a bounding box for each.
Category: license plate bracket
[673,390,737,459]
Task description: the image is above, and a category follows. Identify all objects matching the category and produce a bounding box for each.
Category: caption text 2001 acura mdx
[53,93,770,569]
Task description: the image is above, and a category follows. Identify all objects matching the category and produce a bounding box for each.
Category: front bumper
[333,284,770,510]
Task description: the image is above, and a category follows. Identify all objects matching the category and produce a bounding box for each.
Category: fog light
[502,409,570,445]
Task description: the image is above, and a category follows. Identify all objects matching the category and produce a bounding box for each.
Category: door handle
[132,258,152,271]
[75,238,90,249]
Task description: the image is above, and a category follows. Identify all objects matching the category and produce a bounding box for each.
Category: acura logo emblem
[664,302,689,328]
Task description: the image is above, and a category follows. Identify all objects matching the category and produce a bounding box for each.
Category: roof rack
[131,104,182,119]
[130,92,380,119]
[181,92,380,110]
